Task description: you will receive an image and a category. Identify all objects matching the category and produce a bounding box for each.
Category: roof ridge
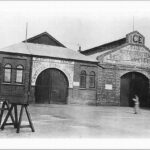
[23,31,66,48]
[81,37,126,54]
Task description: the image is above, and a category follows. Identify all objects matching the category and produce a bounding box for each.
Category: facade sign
[126,31,145,45]
[73,82,79,86]
[103,45,150,68]
[31,57,74,88]
[105,84,112,90]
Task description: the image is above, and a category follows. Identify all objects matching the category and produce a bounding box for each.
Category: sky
[1,1,150,51]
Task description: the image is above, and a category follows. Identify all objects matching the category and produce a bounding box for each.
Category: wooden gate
[120,72,149,107]
[35,68,68,104]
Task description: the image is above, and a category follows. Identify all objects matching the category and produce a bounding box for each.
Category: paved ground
[1,104,150,138]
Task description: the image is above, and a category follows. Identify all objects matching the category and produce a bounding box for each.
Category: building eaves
[0,42,98,63]
[81,37,126,55]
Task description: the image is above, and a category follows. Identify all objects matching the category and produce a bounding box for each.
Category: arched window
[80,70,86,88]
[16,65,24,83]
[89,71,95,88]
[4,64,12,83]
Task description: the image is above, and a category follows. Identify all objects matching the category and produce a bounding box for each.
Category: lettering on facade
[133,34,143,44]
[103,45,150,68]
[127,32,145,45]
[32,57,74,88]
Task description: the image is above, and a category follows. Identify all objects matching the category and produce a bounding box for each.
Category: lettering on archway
[31,57,74,88]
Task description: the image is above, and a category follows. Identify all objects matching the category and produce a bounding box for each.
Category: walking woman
[132,95,140,114]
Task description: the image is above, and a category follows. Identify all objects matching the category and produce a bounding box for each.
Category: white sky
[1,1,150,51]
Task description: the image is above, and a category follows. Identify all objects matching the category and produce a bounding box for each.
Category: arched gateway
[120,72,149,107]
[35,68,69,104]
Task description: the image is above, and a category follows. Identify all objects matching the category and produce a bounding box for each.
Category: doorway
[35,68,69,104]
[120,72,149,107]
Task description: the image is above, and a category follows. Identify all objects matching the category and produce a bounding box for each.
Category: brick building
[0,32,97,105]
[81,31,150,107]
[0,30,150,107]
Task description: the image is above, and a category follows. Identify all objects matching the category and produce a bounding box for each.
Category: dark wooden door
[130,73,149,107]
[35,68,68,104]
[120,72,149,107]
[120,75,130,106]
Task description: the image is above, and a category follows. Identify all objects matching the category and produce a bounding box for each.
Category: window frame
[89,71,96,88]
[3,63,12,83]
[80,70,87,88]
[15,65,24,84]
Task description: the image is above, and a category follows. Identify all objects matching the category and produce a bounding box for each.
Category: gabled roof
[0,42,97,62]
[23,32,66,48]
[81,38,126,55]
[81,31,146,56]
[126,30,143,38]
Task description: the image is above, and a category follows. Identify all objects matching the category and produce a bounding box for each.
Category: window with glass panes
[4,64,12,83]
[16,65,23,83]
[80,70,86,88]
[89,71,95,88]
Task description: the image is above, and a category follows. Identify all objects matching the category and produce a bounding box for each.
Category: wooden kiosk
[0,57,35,133]
[0,100,35,133]
[0,91,35,134]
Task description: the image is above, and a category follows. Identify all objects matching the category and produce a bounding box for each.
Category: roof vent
[78,44,81,52]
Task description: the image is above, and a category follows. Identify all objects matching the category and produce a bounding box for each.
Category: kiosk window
[4,64,12,83]
[16,65,23,83]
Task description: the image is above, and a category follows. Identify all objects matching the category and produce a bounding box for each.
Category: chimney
[78,44,81,52]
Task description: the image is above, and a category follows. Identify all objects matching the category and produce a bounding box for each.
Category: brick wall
[70,61,98,105]
[30,60,98,105]
[29,57,150,106]
[97,63,150,106]
[97,64,118,105]
[0,53,31,104]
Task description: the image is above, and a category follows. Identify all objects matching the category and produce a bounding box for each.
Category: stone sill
[79,88,96,91]
[2,83,25,86]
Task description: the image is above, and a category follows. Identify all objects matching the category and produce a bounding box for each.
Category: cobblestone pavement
[1,104,150,138]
